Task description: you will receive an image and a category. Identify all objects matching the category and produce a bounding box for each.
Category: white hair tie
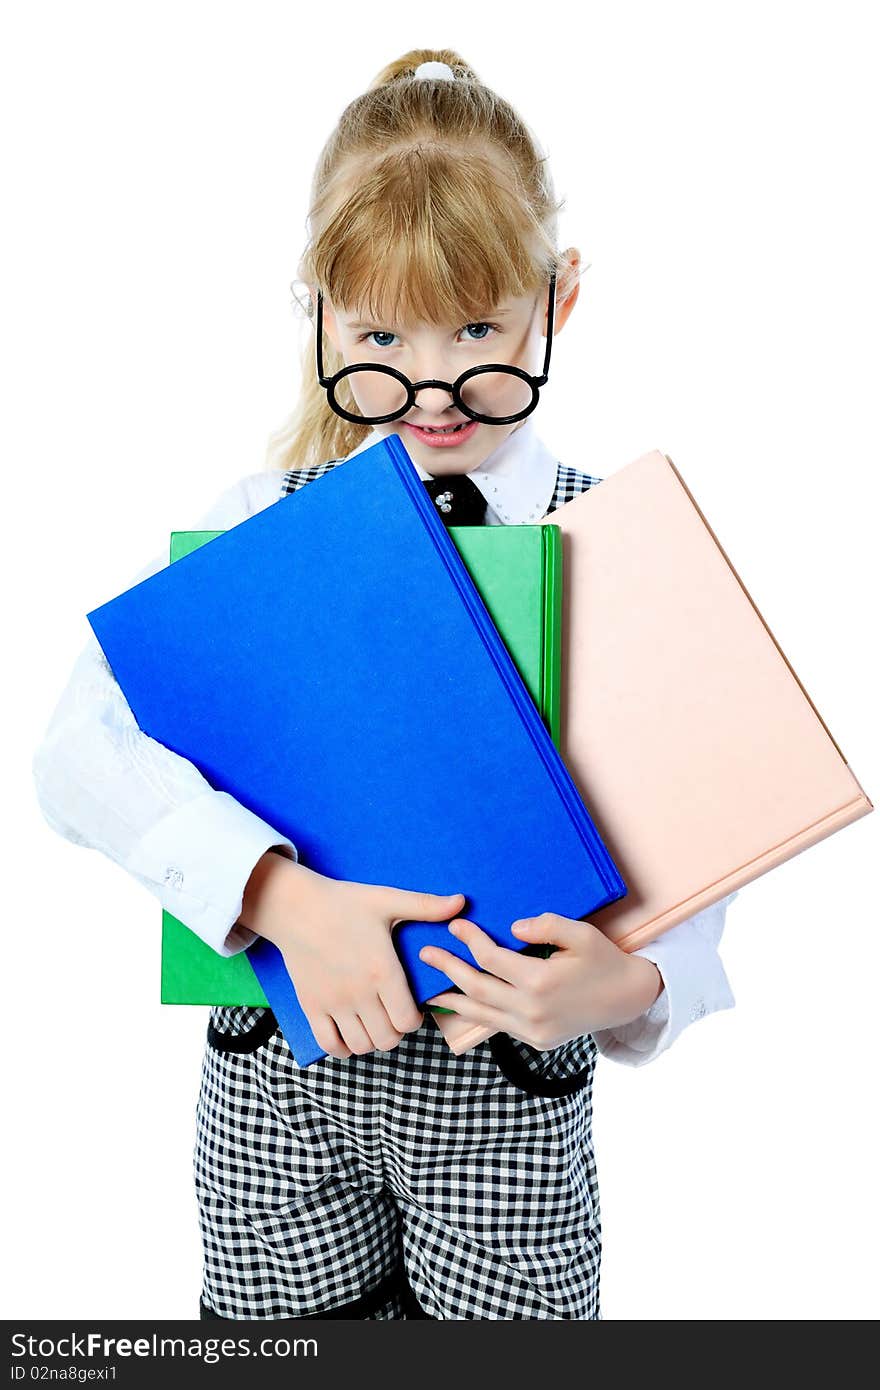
[413,60,455,81]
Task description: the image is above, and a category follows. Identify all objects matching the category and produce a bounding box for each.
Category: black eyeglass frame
[314,272,557,426]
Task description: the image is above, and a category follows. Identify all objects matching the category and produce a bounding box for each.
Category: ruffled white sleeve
[31,471,297,957]
[592,892,739,1066]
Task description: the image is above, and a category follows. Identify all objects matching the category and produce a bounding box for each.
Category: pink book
[431,449,872,1054]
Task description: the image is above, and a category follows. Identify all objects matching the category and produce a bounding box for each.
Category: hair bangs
[312,146,550,327]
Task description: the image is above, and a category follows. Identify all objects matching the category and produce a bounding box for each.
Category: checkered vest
[278,458,603,513]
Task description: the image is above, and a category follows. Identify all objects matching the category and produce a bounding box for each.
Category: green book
[161,523,563,1007]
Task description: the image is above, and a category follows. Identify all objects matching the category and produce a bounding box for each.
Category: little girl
[32,49,738,1321]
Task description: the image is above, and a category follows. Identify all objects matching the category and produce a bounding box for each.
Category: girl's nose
[412,383,456,413]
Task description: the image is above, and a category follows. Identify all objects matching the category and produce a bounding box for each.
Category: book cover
[436,447,873,1055]
[87,434,625,1066]
[160,523,565,1015]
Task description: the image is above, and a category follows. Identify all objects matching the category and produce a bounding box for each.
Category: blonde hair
[266,48,578,473]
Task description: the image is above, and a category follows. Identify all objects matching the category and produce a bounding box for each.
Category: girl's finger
[386,888,466,926]
[309,1013,352,1060]
[418,944,512,1010]
[376,950,426,1034]
[357,1001,405,1053]
[334,1012,375,1057]
[426,991,511,1031]
[447,918,541,988]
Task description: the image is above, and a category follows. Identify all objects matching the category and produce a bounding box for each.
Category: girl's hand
[240,852,464,1059]
[421,914,663,1051]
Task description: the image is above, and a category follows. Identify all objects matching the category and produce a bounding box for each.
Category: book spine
[543,525,563,750]
[385,435,626,904]
[612,793,873,952]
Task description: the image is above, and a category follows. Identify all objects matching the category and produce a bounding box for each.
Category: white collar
[342,416,558,524]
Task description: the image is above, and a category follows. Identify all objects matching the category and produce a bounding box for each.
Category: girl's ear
[547,248,582,336]
[318,294,343,354]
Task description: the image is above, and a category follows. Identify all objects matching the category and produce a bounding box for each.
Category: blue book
[87,434,626,1065]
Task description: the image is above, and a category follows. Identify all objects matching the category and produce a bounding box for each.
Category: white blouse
[31,425,738,1068]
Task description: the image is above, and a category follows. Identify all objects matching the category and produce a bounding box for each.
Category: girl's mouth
[402,419,479,448]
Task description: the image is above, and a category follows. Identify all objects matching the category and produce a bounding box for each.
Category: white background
[4,0,878,1321]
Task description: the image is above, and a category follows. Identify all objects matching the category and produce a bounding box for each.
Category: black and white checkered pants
[195,1006,602,1320]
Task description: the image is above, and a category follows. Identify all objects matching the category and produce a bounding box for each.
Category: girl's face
[319,248,581,475]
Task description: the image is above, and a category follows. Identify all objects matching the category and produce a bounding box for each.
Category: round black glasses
[313,272,557,426]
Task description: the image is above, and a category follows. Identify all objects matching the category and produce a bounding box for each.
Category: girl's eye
[460,322,496,342]
[358,322,500,349]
